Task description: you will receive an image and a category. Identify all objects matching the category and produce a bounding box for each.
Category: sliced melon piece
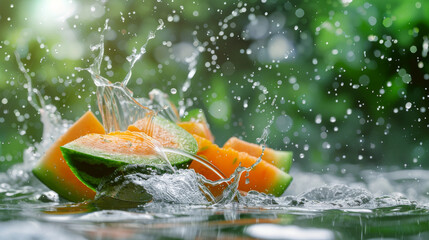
[181,109,214,142]
[190,135,292,197]
[224,137,293,173]
[32,111,105,202]
[62,116,198,191]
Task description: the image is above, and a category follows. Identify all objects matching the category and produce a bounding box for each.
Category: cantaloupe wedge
[190,135,292,197]
[32,111,105,202]
[223,137,292,173]
[61,130,197,190]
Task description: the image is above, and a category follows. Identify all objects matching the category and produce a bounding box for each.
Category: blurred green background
[0,0,428,171]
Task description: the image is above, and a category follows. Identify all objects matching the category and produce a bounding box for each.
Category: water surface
[1,163,429,240]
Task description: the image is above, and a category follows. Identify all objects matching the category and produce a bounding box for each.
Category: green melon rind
[274,151,293,173]
[61,145,129,190]
[61,144,174,191]
[270,172,293,197]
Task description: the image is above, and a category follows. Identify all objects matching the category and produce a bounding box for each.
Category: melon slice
[190,135,292,197]
[32,111,105,202]
[224,137,293,173]
[62,116,198,191]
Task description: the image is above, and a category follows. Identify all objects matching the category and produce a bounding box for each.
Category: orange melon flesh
[181,109,215,142]
[68,131,158,157]
[178,121,213,141]
[197,121,214,142]
[223,137,293,173]
[32,111,105,202]
[190,135,292,197]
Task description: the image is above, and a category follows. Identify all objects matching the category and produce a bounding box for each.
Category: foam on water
[137,169,209,204]
[239,184,419,212]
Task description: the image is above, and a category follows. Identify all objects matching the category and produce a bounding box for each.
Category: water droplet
[405,102,412,110]
[315,114,322,124]
[276,115,293,132]
[368,16,377,26]
[346,108,352,115]
[243,99,248,109]
[295,8,305,18]
[416,1,422,8]
[382,18,393,28]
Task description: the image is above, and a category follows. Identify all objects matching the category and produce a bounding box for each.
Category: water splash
[14,53,71,162]
[138,169,210,204]
[123,19,164,87]
[14,12,279,207]
[75,20,244,203]
[240,184,418,210]
[72,19,200,183]
[14,52,45,112]
[15,52,72,152]
[76,19,173,133]
[153,121,275,204]
[178,49,199,117]
[147,89,179,123]
[5,52,76,202]
[12,16,278,207]
[161,120,275,205]
[228,117,275,197]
